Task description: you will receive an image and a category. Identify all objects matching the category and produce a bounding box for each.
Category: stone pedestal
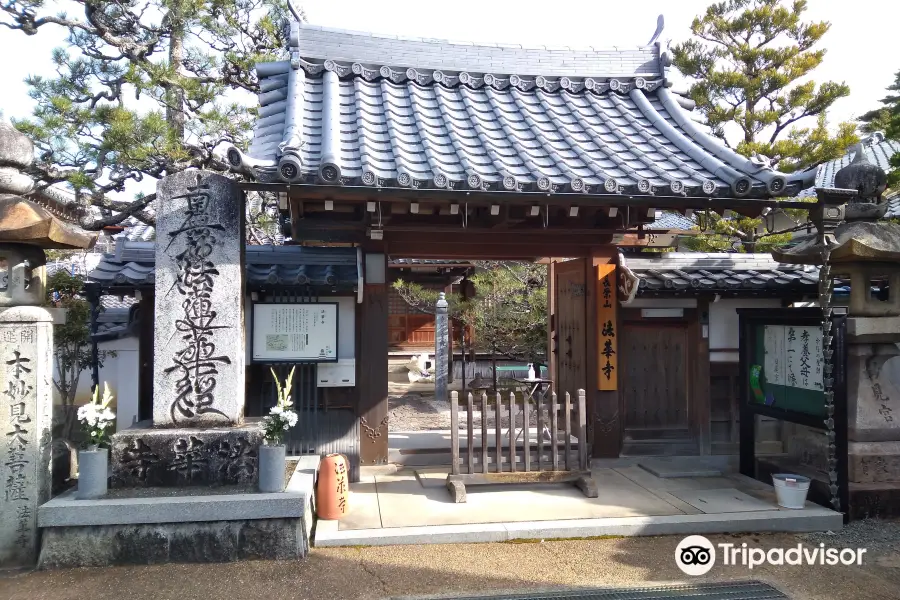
[846,340,900,443]
[844,338,900,485]
[110,423,263,488]
[153,171,246,427]
[0,306,53,568]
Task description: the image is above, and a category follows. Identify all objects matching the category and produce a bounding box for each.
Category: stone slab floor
[3,525,900,600]
[330,462,835,532]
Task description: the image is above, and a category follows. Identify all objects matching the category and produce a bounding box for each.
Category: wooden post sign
[597,264,618,390]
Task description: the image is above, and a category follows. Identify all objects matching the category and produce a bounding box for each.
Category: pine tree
[673,0,857,251]
[1,0,298,228]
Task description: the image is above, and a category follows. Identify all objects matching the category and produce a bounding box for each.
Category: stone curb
[313,508,842,547]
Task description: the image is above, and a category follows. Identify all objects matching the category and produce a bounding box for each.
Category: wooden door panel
[622,324,688,429]
[554,259,587,397]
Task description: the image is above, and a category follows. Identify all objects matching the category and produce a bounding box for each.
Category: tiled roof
[95,296,137,338]
[618,252,820,298]
[88,241,359,288]
[814,136,900,189]
[886,193,900,219]
[645,211,695,230]
[225,22,800,199]
[390,258,473,266]
[291,24,661,77]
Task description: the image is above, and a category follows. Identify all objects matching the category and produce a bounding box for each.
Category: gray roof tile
[814,137,900,189]
[619,252,820,296]
[88,243,359,289]
[226,21,800,199]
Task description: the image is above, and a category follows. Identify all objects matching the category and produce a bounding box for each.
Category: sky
[0,0,897,195]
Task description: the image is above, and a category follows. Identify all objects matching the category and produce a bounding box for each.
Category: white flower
[282,424,289,430]
[270,406,283,415]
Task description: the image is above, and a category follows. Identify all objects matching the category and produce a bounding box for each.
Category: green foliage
[859,70,900,188]
[673,0,857,251]
[392,262,548,362]
[672,0,853,169]
[2,0,296,226]
[46,270,112,440]
[682,215,793,252]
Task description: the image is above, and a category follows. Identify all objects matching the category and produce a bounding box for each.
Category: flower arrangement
[77,382,115,450]
[262,366,298,445]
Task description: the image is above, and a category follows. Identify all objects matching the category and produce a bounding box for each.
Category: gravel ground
[4,530,900,600]
[389,392,541,432]
[800,519,900,557]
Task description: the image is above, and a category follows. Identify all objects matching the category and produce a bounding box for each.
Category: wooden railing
[447,389,598,502]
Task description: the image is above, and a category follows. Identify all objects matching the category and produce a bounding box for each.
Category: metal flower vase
[76,447,108,499]
[259,444,287,492]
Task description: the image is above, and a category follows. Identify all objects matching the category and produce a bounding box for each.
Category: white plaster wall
[709,298,783,358]
[52,336,140,432]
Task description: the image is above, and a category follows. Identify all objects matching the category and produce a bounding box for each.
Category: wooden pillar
[589,251,622,458]
[547,260,557,393]
[693,298,712,455]
[358,252,389,465]
[137,289,155,423]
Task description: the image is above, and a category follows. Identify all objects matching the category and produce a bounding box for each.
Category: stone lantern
[0,121,97,567]
[772,144,900,518]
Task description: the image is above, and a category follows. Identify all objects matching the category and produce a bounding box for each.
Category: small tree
[46,269,112,443]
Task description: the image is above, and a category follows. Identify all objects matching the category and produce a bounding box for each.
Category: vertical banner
[597,264,618,390]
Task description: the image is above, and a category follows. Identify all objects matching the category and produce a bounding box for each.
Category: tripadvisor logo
[675,535,866,575]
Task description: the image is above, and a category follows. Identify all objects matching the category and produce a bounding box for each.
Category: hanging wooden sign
[597,264,618,390]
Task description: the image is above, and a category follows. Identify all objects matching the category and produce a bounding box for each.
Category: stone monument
[0,122,96,568]
[434,292,449,402]
[110,170,262,488]
[773,143,900,518]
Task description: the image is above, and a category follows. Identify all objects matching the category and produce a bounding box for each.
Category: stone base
[37,456,319,569]
[846,482,900,520]
[111,422,263,488]
[849,441,900,483]
[39,518,306,568]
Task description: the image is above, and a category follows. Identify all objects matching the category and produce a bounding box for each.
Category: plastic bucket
[772,474,811,509]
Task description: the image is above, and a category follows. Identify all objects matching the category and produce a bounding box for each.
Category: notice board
[749,323,825,417]
[252,303,338,362]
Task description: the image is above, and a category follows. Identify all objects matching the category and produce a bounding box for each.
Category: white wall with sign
[763,324,824,391]
[252,303,339,362]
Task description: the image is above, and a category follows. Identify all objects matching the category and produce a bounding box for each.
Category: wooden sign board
[597,264,618,390]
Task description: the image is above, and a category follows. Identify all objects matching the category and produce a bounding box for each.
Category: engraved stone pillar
[153,171,245,427]
[434,292,449,402]
[0,306,53,568]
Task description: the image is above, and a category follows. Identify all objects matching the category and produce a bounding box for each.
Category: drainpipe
[84,282,101,393]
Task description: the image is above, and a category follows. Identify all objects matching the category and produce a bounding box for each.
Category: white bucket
[772,474,811,509]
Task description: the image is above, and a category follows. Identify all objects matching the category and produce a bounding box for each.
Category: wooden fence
[447,389,598,502]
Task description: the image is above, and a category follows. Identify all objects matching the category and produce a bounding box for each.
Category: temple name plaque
[252,303,338,362]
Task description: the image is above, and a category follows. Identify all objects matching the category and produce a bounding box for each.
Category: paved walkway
[317,459,840,546]
[3,530,899,600]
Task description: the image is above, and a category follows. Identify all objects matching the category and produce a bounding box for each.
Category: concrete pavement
[3,530,899,600]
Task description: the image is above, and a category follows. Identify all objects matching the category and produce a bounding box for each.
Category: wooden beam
[248,181,814,211]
